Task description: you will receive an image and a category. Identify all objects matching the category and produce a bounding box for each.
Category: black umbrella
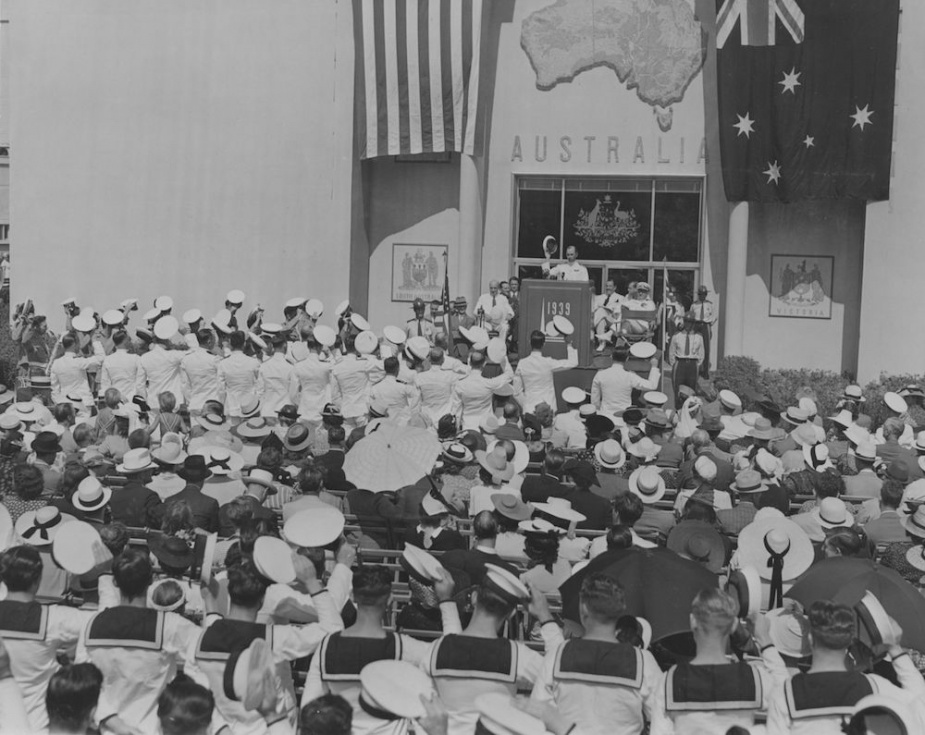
[558,547,718,643]
[786,557,925,652]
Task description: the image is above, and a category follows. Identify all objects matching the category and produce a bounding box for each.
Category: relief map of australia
[520,0,705,131]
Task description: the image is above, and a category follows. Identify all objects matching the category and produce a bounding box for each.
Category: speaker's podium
[517,279,594,366]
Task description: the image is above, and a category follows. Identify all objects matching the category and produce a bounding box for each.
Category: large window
[514,177,703,307]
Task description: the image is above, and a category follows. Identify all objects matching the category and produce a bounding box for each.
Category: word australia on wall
[510,135,707,166]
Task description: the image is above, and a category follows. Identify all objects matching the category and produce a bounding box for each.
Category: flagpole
[442,250,451,338]
[661,258,668,394]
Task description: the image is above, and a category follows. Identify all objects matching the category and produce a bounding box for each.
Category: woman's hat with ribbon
[736,509,813,609]
[15,507,74,547]
[193,446,244,476]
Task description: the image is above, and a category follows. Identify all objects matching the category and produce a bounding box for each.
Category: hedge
[712,355,925,427]
[0,297,14,388]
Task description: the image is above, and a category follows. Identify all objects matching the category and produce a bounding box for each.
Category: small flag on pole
[441,250,451,337]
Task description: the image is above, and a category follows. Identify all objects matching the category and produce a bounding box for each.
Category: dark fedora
[149,533,194,571]
[644,409,671,431]
[31,431,62,455]
[277,404,300,422]
[177,455,213,483]
[321,404,344,426]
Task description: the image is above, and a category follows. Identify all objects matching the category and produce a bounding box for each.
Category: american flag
[352,0,483,160]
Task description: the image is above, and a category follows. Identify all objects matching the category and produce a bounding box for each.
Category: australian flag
[716,0,900,202]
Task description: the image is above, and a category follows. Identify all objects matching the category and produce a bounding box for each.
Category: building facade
[8,0,923,379]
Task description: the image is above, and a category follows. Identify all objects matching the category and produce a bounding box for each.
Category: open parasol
[343,423,442,493]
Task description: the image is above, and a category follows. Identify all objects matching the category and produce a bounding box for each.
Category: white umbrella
[343,424,442,493]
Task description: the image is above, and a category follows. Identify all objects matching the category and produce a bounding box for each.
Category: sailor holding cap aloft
[50,332,105,407]
[368,356,420,426]
[256,335,296,419]
[180,329,223,414]
[188,547,344,734]
[767,596,925,735]
[422,565,564,734]
[302,557,462,735]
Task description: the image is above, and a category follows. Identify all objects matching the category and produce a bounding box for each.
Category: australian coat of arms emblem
[573,195,641,248]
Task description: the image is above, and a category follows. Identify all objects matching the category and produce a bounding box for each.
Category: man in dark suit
[217,468,279,537]
[863,479,907,545]
[315,425,346,473]
[163,456,220,533]
[110,448,164,528]
[677,430,735,494]
[440,510,518,584]
[520,449,569,503]
[876,418,923,481]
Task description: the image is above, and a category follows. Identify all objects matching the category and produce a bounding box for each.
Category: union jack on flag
[716,0,805,48]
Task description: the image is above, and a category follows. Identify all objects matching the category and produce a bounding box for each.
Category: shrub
[712,355,925,428]
[712,356,764,408]
[0,297,14,388]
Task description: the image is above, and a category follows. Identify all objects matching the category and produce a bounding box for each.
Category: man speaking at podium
[541,238,589,282]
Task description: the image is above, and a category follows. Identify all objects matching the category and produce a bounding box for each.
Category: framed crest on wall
[769,254,833,319]
[391,244,447,303]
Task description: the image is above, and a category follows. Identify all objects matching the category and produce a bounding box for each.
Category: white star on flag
[803,135,815,148]
[850,104,874,131]
[779,68,802,94]
[733,113,756,138]
[764,161,781,184]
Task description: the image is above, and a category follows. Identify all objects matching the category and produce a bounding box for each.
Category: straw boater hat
[117,448,156,474]
[854,591,899,650]
[442,443,473,465]
[594,438,626,470]
[532,497,587,528]
[283,424,312,452]
[737,509,814,581]
[196,412,232,432]
[72,476,112,512]
[518,518,565,536]
[628,466,667,504]
[780,406,809,427]
[237,417,272,440]
[731,469,767,495]
[810,497,854,529]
